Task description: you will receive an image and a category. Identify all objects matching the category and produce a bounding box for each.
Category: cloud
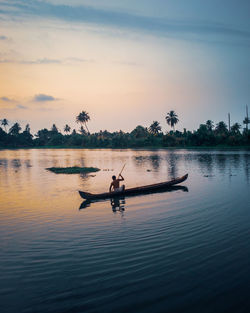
[0,57,93,64]
[0,0,250,43]
[0,96,11,101]
[65,57,94,63]
[0,59,12,63]
[16,104,27,109]
[33,94,57,102]
[21,58,62,64]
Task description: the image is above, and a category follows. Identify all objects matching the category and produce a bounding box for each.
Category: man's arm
[109,182,113,193]
[119,174,124,181]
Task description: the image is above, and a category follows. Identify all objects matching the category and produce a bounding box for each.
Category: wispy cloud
[33,94,57,102]
[0,57,93,64]
[65,57,94,63]
[0,96,12,102]
[0,96,27,110]
[21,58,62,64]
[0,0,249,43]
[0,59,12,63]
[16,104,27,109]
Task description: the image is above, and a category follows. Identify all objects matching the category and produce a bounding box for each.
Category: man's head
[112,175,116,180]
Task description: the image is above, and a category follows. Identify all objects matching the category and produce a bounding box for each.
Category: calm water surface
[0,149,250,313]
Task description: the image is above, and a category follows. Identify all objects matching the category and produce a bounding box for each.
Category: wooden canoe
[79,173,188,200]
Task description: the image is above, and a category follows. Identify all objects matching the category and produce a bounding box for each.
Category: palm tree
[243,117,250,131]
[79,125,87,135]
[25,124,31,133]
[231,123,241,134]
[215,121,228,134]
[9,122,21,136]
[165,110,179,131]
[64,124,71,134]
[206,120,214,132]
[76,111,90,134]
[149,121,162,135]
[51,124,58,133]
[243,105,249,131]
[1,118,9,132]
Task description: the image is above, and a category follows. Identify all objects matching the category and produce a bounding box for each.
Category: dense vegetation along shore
[1,110,250,148]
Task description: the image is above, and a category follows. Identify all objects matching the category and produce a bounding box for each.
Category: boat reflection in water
[110,196,125,213]
[79,185,188,211]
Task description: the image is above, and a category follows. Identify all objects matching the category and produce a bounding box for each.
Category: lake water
[0,148,250,313]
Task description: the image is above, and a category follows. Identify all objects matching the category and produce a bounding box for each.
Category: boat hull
[79,173,188,200]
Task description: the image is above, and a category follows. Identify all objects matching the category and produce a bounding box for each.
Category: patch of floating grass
[46,166,100,174]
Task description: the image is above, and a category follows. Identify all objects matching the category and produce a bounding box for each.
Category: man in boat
[109,174,125,193]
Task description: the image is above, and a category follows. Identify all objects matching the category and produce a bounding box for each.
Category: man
[109,174,125,193]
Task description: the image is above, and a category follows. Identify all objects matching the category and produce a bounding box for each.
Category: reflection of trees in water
[11,159,21,168]
[111,196,125,213]
[215,154,227,173]
[231,154,241,170]
[24,159,32,168]
[197,154,214,175]
[0,159,8,169]
[194,152,248,179]
[166,152,179,178]
[133,154,162,170]
[149,155,161,170]
[79,157,85,168]
[133,155,145,167]
[243,154,249,184]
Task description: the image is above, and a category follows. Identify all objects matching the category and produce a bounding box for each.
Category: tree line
[0,110,249,148]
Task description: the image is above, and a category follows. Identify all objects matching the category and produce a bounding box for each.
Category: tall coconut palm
[165,111,179,131]
[243,105,249,131]
[25,124,31,133]
[64,124,71,134]
[1,118,9,132]
[206,120,214,132]
[243,117,250,131]
[76,111,90,134]
[79,126,87,135]
[9,122,21,136]
[149,121,162,135]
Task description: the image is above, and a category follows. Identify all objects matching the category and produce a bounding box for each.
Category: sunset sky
[0,0,250,133]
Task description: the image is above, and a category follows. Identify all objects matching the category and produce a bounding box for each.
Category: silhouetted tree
[79,126,87,135]
[231,123,241,134]
[166,111,179,131]
[149,121,162,135]
[206,120,214,131]
[35,129,50,145]
[1,118,8,132]
[25,124,31,133]
[9,122,21,136]
[76,111,90,134]
[215,121,228,134]
[64,124,71,134]
[243,117,250,131]
[51,124,58,134]
[131,125,148,138]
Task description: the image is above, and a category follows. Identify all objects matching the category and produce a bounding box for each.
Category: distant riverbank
[1,145,250,151]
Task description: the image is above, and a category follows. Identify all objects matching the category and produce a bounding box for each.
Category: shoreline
[1,145,250,151]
